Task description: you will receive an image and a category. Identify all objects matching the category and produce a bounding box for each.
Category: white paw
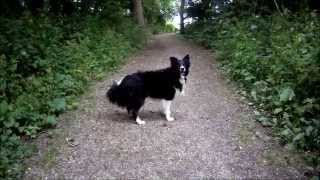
[166,116,175,121]
[181,90,185,96]
[136,117,146,125]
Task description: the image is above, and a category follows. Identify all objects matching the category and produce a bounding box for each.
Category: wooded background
[0,0,319,178]
[183,0,320,169]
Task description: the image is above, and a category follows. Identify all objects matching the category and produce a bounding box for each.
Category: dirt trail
[24,34,307,179]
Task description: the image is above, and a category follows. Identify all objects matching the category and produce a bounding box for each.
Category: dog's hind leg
[127,107,133,117]
[162,100,175,121]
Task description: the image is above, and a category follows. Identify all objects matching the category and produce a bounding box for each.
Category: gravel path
[24,34,307,179]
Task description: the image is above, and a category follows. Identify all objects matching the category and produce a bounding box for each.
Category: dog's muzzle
[180,67,188,77]
[180,67,186,73]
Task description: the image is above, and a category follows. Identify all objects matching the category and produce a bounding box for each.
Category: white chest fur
[179,75,186,96]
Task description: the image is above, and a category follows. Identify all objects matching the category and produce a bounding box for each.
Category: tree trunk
[180,0,185,33]
[133,0,145,26]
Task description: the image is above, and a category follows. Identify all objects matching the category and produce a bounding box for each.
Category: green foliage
[0,0,174,178]
[184,12,320,155]
[0,0,175,177]
[163,23,177,33]
[0,15,146,178]
[185,0,319,20]
[149,22,177,34]
[0,134,33,179]
[143,0,176,34]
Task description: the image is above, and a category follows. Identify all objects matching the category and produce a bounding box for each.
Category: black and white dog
[107,54,191,125]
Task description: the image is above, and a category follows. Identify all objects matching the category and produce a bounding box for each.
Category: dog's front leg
[181,85,185,96]
[162,100,174,121]
[130,107,145,125]
[178,77,186,96]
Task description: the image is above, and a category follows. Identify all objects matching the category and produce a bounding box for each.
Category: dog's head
[170,54,191,77]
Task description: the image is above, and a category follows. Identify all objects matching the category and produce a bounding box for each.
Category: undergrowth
[184,12,320,167]
[0,15,146,178]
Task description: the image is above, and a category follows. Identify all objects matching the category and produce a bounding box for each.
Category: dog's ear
[170,57,179,67]
[183,54,191,68]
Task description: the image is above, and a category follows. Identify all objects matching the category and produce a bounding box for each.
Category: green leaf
[273,108,283,114]
[305,126,313,136]
[280,128,291,136]
[46,116,57,126]
[4,117,15,128]
[271,118,278,125]
[279,87,295,102]
[0,101,9,115]
[50,98,66,112]
[285,143,295,151]
[293,133,304,142]
[257,117,273,127]
[250,90,257,101]
[261,120,273,127]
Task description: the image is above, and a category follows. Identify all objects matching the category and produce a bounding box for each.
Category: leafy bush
[163,23,177,33]
[184,12,320,153]
[149,22,176,34]
[0,15,146,178]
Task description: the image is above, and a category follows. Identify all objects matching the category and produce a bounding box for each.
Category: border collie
[106,54,191,125]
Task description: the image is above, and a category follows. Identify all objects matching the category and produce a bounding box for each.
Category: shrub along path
[24,33,308,179]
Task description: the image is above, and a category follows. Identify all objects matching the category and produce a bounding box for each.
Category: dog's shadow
[105,110,165,124]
